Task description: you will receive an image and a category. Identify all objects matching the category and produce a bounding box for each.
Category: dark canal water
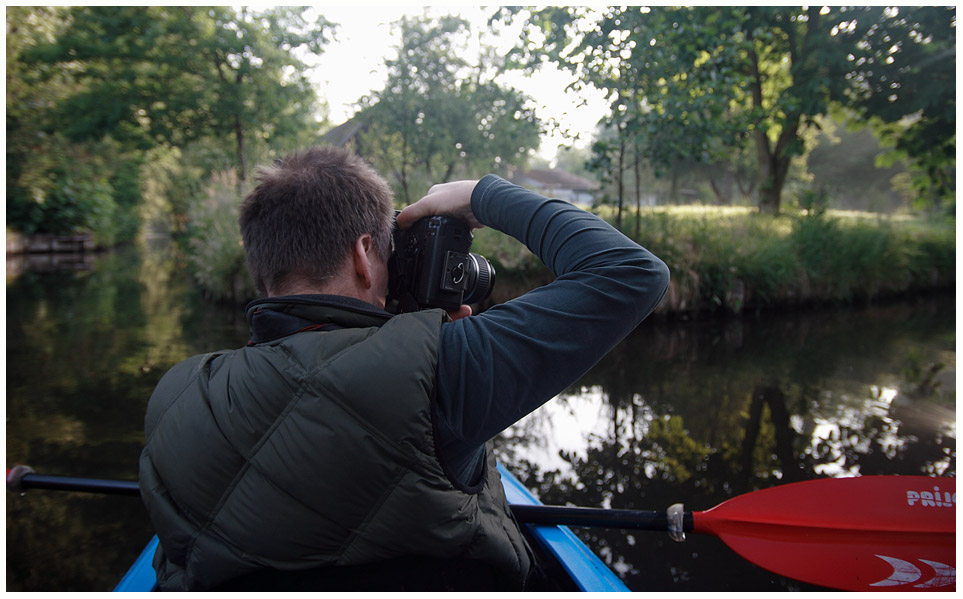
[6,243,956,591]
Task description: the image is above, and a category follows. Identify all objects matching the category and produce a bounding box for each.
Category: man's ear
[352,234,373,289]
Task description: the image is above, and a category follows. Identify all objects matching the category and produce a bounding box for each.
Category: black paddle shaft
[8,471,140,496]
[510,504,694,533]
[8,469,697,534]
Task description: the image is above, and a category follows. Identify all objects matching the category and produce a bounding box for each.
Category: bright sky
[305,5,611,162]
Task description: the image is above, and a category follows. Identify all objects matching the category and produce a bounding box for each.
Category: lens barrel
[463,252,496,305]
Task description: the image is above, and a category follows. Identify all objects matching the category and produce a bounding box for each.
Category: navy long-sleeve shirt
[246,175,669,488]
[432,175,670,486]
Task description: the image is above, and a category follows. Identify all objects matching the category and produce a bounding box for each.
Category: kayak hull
[497,463,630,592]
[114,465,629,592]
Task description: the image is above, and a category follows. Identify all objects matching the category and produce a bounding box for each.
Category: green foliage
[138,145,207,237]
[511,6,955,214]
[23,7,331,174]
[793,186,831,217]
[357,14,541,203]
[517,6,851,213]
[184,171,256,303]
[7,6,333,249]
[476,197,953,315]
[831,7,956,210]
[585,203,954,314]
[5,136,141,246]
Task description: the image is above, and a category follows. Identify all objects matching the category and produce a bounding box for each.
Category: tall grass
[472,203,955,315]
[181,180,954,314]
[185,171,256,302]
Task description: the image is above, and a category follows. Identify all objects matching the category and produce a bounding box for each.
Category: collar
[245,294,393,345]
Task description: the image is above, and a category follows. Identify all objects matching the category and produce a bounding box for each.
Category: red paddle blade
[693,476,955,591]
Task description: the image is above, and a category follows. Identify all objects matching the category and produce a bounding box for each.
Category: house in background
[511,168,600,206]
[321,117,368,149]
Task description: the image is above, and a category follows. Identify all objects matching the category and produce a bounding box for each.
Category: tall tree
[25,6,332,180]
[522,6,852,214]
[7,7,140,242]
[513,6,954,214]
[830,6,955,210]
[357,14,540,203]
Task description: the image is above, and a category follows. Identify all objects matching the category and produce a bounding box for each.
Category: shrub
[185,171,256,303]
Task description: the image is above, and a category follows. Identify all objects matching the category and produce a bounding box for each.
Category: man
[139,146,669,590]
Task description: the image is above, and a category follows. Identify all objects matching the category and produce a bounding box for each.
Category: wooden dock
[6,232,95,254]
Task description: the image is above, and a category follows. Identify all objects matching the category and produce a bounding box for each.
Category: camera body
[387,213,495,313]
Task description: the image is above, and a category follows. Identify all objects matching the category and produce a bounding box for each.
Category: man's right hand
[397,180,483,230]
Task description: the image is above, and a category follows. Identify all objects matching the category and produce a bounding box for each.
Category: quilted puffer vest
[139,300,533,590]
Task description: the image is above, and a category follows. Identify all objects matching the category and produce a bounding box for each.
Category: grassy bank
[180,172,955,313]
[473,205,956,316]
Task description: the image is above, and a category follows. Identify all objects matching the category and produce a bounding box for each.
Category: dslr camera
[387,212,495,313]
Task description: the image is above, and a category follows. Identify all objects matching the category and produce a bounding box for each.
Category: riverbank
[176,198,954,316]
[473,205,955,317]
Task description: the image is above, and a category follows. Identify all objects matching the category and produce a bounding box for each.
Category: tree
[521,6,857,214]
[24,7,332,180]
[6,7,139,243]
[357,14,540,203]
[829,6,955,211]
[513,6,954,214]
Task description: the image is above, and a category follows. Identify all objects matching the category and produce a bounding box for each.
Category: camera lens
[462,252,496,305]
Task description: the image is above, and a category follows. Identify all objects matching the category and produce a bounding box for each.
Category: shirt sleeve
[432,174,670,485]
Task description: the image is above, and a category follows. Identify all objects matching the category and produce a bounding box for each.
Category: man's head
[239,146,394,298]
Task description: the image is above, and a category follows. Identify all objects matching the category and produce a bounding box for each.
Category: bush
[7,141,143,247]
[185,171,256,303]
[590,203,954,314]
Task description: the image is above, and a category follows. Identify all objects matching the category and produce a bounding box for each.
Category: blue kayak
[115,464,628,592]
[496,463,630,592]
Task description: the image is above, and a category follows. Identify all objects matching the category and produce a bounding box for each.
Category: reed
[472,203,955,315]
[180,183,954,313]
[184,171,256,303]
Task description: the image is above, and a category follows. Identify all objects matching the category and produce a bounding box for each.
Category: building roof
[515,168,599,191]
[321,118,367,147]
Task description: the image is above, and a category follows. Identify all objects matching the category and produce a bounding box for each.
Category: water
[5,244,955,591]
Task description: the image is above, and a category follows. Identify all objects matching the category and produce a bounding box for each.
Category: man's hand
[399,180,482,321]
[397,180,483,230]
[446,304,473,321]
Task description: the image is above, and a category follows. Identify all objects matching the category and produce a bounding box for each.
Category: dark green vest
[139,302,534,590]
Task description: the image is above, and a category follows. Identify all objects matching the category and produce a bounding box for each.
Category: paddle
[516,475,955,592]
[7,466,139,496]
[8,467,955,591]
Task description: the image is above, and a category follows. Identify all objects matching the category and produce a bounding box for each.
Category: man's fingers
[446,304,473,321]
[397,180,482,229]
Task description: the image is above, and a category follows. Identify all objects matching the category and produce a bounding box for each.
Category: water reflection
[494,296,956,591]
[5,245,955,591]
[6,243,249,591]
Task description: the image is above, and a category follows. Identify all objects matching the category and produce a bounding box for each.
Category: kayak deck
[114,536,158,592]
[497,463,630,592]
[114,465,629,592]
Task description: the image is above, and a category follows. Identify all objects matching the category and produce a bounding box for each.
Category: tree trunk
[757,149,791,214]
[708,176,727,205]
[615,132,625,230]
[234,114,246,183]
[633,149,642,239]
[399,130,410,204]
[747,34,789,215]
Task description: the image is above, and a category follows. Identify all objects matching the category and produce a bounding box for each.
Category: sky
[304,5,611,162]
